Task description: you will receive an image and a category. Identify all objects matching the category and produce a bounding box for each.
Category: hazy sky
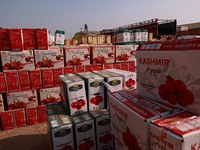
[0,0,200,39]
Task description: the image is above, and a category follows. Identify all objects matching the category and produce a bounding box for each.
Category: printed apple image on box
[89,110,114,150]
[58,74,87,116]
[0,73,6,93]
[106,69,137,90]
[150,111,200,150]
[37,105,47,123]
[36,28,49,50]
[13,108,26,128]
[53,68,63,87]
[47,103,74,150]
[115,44,136,62]
[17,70,31,91]
[71,112,96,150]
[7,90,38,110]
[9,28,24,51]
[55,30,65,46]
[1,50,35,72]
[35,49,64,69]
[0,94,4,112]
[108,90,175,150]
[77,72,105,110]
[41,69,54,88]
[92,70,123,109]
[23,28,36,50]
[136,39,200,115]
[4,71,19,93]
[0,111,15,131]
[115,30,130,43]
[0,28,10,50]
[63,66,74,74]
[26,107,38,125]
[64,46,90,66]
[29,70,42,89]
[39,87,61,105]
[90,45,115,64]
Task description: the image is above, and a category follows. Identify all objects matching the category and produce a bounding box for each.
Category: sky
[0,0,200,39]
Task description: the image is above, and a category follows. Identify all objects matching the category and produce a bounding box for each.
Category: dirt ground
[0,123,50,150]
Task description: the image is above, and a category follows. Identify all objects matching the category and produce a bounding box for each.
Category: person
[84,24,88,32]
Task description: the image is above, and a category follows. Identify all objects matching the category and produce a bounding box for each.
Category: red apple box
[13,108,26,128]
[53,68,63,87]
[17,70,31,91]
[128,61,135,72]
[84,65,93,72]
[113,63,120,69]
[41,69,53,88]
[93,64,103,71]
[9,28,24,51]
[4,72,19,93]
[0,28,10,50]
[75,65,84,73]
[37,105,47,123]
[36,29,49,50]
[1,111,15,131]
[103,63,112,69]
[121,62,128,71]
[29,70,42,89]
[63,66,74,74]
[23,28,36,50]
[0,73,6,93]
[26,107,38,125]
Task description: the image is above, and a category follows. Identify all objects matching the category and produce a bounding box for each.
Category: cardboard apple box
[106,69,137,90]
[13,108,26,128]
[136,38,200,115]
[55,30,65,46]
[0,94,4,112]
[39,87,61,105]
[120,62,128,71]
[150,111,200,150]
[53,68,63,87]
[26,107,38,125]
[90,45,115,64]
[37,105,47,123]
[36,28,49,50]
[1,50,35,72]
[63,66,74,74]
[29,70,42,89]
[115,45,136,62]
[113,63,120,69]
[64,46,90,66]
[85,65,94,72]
[9,28,24,51]
[77,72,105,110]
[42,69,54,88]
[89,110,114,150]
[23,28,36,50]
[0,73,6,93]
[128,61,135,72]
[34,49,64,69]
[103,63,112,70]
[58,74,87,116]
[4,71,19,93]
[0,111,15,130]
[108,90,175,150]
[17,70,31,91]
[7,90,38,110]
[71,112,96,150]
[75,65,84,73]
[93,64,103,71]
[47,102,74,150]
[0,28,10,50]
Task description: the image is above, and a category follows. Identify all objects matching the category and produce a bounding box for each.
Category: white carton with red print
[58,74,87,116]
[39,87,61,105]
[1,50,35,72]
[136,39,200,115]
[108,90,174,150]
[77,72,105,110]
[34,49,64,69]
[115,45,136,62]
[7,90,38,110]
[71,112,96,150]
[150,111,200,150]
[89,109,114,150]
[90,45,115,64]
[0,94,4,112]
[106,69,137,90]
[64,46,90,66]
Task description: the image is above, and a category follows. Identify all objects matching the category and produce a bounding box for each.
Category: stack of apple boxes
[108,38,200,150]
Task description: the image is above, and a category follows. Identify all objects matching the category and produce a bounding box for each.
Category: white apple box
[115,30,130,43]
[1,50,35,72]
[7,90,38,110]
[64,46,90,66]
[108,90,175,150]
[106,69,137,90]
[71,112,96,150]
[34,49,64,69]
[115,44,136,62]
[150,111,200,150]
[39,87,61,105]
[136,38,200,115]
[55,30,65,46]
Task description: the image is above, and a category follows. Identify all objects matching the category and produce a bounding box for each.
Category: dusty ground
[0,123,50,150]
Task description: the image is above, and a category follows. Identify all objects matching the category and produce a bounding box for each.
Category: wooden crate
[92,36,97,45]
[81,35,88,44]
[106,35,111,44]
[97,35,106,45]
[72,39,78,45]
[64,39,72,45]
[87,35,93,44]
